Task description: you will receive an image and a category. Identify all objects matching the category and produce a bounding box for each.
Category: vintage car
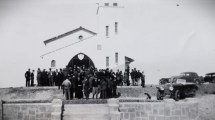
[177,72,203,84]
[159,72,203,85]
[156,79,198,101]
[204,72,215,83]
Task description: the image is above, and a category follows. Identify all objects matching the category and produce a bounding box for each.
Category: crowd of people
[25,66,145,100]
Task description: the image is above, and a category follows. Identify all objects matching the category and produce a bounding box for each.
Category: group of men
[25,68,65,87]
[24,69,35,87]
[36,68,65,87]
[130,68,145,87]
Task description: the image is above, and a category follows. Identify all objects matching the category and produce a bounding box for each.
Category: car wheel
[174,90,181,101]
[157,90,163,100]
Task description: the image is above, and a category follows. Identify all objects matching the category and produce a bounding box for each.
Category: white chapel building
[41,1,129,70]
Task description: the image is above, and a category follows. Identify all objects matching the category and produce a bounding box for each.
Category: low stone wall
[117,86,157,98]
[2,99,62,120]
[119,99,199,120]
[1,98,199,120]
[3,103,52,120]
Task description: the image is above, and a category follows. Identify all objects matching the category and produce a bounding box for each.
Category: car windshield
[180,73,190,76]
[170,77,177,83]
[206,73,215,77]
[180,73,197,77]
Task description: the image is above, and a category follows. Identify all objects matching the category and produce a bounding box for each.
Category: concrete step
[63,111,109,116]
[63,113,110,120]
[64,104,108,108]
[63,104,110,120]
[63,116,109,120]
[64,104,109,113]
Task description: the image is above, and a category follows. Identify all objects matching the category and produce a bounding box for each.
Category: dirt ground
[184,95,215,120]
[0,84,215,120]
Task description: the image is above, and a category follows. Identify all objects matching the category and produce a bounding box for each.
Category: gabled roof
[43,26,97,45]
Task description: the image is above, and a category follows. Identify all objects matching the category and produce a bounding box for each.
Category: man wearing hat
[25,69,31,87]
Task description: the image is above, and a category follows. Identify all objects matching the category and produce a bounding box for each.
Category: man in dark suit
[54,69,60,89]
[30,70,35,86]
[107,77,113,98]
[100,79,107,99]
[37,68,41,86]
[75,76,83,99]
[25,69,31,87]
[41,69,48,86]
[69,75,76,99]
[58,69,65,89]
[141,71,145,88]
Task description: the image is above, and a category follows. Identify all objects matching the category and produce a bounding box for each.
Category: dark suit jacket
[25,71,30,81]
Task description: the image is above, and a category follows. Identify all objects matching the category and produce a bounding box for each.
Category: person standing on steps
[62,76,71,100]
[37,68,41,86]
[59,69,65,89]
[92,77,100,99]
[107,76,113,98]
[30,70,35,86]
[48,68,53,86]
[75,76,83,99]
[83,76,90,99]
[112,77,117,98]
[25,69,31,87]
[100,79,107,99]
[69,75,76,99]
[141,71,145,88]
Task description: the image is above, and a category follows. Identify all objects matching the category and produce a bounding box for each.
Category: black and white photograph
[0,0,215,120]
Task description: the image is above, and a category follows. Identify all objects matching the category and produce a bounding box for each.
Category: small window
[106,26,109,38]
[79,35,83,40]
[115,22,118,34]
[113,3,118,6]
[51,60,56,68]
[115,52,118,65]
[105,3,109,6]
[106,56,109,68]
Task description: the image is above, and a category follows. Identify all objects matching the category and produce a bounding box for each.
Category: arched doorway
[67,53,95,69]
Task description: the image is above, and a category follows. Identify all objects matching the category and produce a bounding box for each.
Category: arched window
[115,22,118,34]
[115,52,118,65]
[51,60,56,68]
[106,26,109,38]
[106,56,109,68]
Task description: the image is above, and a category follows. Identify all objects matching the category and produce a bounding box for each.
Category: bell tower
[96,0,125,68]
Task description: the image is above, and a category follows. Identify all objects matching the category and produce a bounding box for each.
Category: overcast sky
[0,0,215,88]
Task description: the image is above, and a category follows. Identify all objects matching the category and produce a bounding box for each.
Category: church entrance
[67,53,95,69]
